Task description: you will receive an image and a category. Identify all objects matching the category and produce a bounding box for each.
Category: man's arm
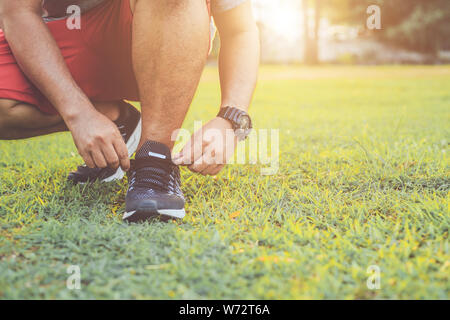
[0,0,129,170]
[0,0,91,121]
[215,0,260,112]
[173,1,259,175]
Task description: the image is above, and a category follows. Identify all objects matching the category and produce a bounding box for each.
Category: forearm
[2,12,95,121]
[218,29,260,112]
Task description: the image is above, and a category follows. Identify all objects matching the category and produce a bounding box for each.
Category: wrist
[59,100,96,125]
[215,116,233,129]
[216,106,253,141]
[62,109,88,125]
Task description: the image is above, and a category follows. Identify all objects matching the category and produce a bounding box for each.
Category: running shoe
[123,140,185,223]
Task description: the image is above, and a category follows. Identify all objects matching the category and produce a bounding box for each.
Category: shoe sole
[123,201,186,223]
[101,118,142,183]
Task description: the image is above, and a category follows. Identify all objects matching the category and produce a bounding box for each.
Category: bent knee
[0,99,34,139]
[0,98,20,110]
[0,99,21,121]
[0,99,19,135]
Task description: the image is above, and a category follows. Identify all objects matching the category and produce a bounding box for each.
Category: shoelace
[128,158,175,192]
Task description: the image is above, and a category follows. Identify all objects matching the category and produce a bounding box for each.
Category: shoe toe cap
[126,190,184,212]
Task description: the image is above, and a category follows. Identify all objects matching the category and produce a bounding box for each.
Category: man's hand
[173,1,259,176]
[67,110,130,171]
[173,117,237,176]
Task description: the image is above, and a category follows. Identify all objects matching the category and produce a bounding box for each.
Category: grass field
[0,65,449,299]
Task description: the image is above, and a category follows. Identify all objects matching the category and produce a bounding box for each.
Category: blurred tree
[303,0,322,64]
[323,0,450,56]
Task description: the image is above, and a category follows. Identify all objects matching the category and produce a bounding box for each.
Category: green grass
[0,65,449,299]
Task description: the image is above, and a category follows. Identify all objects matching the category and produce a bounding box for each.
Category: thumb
[172,140,194,166]
[173,134,206,166]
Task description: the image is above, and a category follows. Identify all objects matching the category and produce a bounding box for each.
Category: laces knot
[128,158,174,192]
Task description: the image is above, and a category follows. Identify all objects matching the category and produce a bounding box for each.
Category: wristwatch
[217,106,253,141]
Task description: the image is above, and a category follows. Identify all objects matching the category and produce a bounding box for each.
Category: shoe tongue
[136,141,171,161]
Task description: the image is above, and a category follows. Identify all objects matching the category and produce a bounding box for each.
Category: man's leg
[0,99,65,140]
[123,0,210,223]
[131,0,210,149]
[0,99,121,140]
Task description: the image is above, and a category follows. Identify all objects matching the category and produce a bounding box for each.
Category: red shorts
[0,0,211,115]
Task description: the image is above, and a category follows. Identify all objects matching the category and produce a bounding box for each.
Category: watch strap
[217,107,247,126]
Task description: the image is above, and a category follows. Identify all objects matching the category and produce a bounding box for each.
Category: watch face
[235,115,252,141]
[238,115,251,130]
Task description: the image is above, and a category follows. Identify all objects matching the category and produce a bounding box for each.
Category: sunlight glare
[255,1,302,43]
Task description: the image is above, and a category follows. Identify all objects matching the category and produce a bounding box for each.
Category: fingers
[174,135,228,176]
[188,144,214,172]
[175,146,225,175]
[113,139,130,171]
[91,149,107,169]
[102,143,120,170]
[81,152,96,169]
[199,164,224,176]
[188,155,211,174]
[172,118,236,176]
[173,134,206,166]
[80,138,129,171]
[71,113,132,171]
[188,145,226,176]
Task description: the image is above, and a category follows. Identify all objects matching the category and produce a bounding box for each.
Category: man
[0,0,259,222]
